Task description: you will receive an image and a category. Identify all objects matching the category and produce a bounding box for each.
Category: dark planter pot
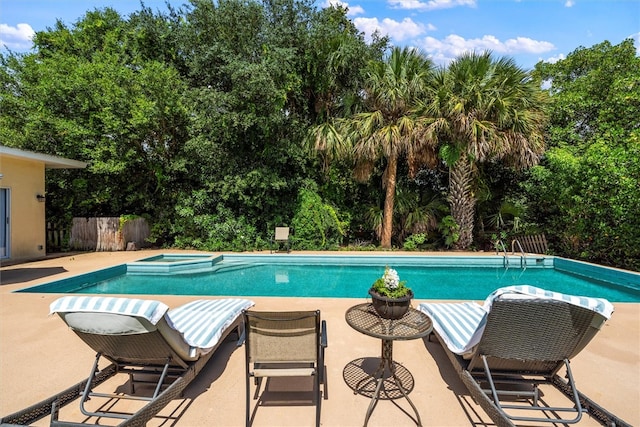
[368,288,414,319]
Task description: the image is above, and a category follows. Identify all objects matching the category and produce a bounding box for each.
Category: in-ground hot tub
[125,253,221,274]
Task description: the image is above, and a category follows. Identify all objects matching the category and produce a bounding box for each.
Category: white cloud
[564,0,575,7]
[0,23,35,51]
[419,34,555,65]
[543,53,566,64]
[348,5,366,16]
[354,17,427,42]
[504,37,556,53]
[324,0,365,16]
[388,0,476,11]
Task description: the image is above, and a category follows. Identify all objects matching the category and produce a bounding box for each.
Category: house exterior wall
[0,155,47,261]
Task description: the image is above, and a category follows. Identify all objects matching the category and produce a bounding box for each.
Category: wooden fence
[120,217,150,250]
[69,217,97,250]
[514,233,548,254]
[46,222,68,252]
[67,217,150,251]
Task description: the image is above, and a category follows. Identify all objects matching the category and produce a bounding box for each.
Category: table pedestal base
[343,340,422,426]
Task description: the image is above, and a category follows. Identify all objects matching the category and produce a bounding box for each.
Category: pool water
[18,255,640,302]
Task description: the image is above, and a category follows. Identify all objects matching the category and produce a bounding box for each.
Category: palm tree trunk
[449,155,475,250]
[381,155,397,248]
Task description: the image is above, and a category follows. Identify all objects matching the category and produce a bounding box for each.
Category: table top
[345,303,433,341]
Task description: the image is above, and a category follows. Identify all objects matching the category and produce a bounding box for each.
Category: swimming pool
[17,254,640,302]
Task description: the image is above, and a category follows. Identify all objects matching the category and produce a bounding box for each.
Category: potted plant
[368,266,413,319]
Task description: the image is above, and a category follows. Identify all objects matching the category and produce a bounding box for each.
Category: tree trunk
[381,155,398,248]
[449,155,475,250]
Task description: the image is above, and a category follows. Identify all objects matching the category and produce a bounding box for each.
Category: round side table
[345,303,432,426]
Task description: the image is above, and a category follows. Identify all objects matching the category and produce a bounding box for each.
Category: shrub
[173,206,265,251]
[403,233,427,251]
[291,187,348,250]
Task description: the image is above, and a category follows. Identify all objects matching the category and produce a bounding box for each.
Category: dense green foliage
[525,40,640,270]
[1,1,637,271]
[0,8,191,232]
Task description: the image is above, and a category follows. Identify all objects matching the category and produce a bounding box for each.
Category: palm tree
[310,47,437,248]
[423,52,548,249]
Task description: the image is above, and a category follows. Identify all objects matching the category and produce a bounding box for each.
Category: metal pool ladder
[511,239,527,270]
[495,239,527,270]
[496,240,510,268]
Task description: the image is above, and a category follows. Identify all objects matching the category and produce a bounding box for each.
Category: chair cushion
[418,302,487,355]
[50,296,169,334]
[419,285,614,356]
[51,296,255,361]
[484,285,614,319]
[166,298,255,350]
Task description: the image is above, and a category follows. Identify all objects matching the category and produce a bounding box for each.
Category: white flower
[383,267,400,290]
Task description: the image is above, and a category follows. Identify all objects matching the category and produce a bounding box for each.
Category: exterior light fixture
[36,194,46,202]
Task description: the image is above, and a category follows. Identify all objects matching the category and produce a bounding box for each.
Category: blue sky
[1,0,638,69]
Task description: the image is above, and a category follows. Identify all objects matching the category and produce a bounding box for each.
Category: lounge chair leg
[78,353,102,417]
[562,359,583,415]
[481,355,583,424]
[152,359,172,399]
[51,400,60,422]
[129,371,136,394]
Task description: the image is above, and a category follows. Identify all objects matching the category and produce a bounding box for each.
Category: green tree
[1,1,384,250]
[171,0,383,248]
[533,39,639,149]
[524,39,640,270]
[310,47,437,248]
[302,4,387,122]
[0,8,190,231]
[423,52,548,249]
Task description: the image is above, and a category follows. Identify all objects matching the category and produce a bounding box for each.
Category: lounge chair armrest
[320,320,328,348]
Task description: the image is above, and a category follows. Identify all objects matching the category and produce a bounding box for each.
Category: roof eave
[0,145,87,169]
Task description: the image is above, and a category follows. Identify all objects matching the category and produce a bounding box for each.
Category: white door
[0,188,8,258]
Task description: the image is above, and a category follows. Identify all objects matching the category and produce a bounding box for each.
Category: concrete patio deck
[1,250,638,426]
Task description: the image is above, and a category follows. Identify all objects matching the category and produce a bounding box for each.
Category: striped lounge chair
[1,296,254,427]
[418,285,631,427]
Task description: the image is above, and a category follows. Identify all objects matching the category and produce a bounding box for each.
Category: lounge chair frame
[243,310,327,427]
[1,316,244,427]
[430,298,632,427]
